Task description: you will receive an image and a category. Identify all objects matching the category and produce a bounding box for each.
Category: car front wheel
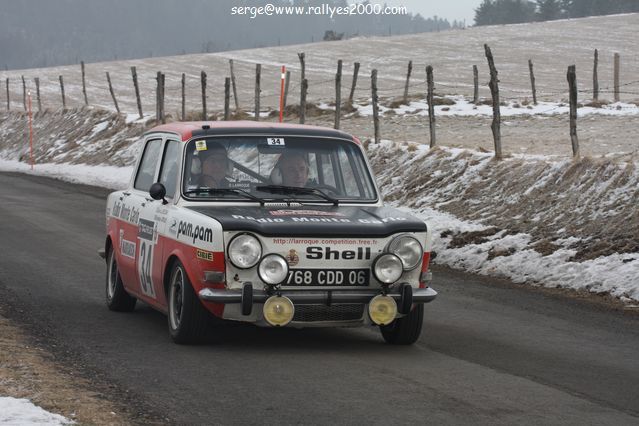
[106,246,137,312]
[168,261,213,344]
[380,304,424,345]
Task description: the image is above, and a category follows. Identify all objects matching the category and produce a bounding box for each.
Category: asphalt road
[1,172,638,425]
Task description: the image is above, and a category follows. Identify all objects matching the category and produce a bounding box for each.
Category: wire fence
[1,50,638,159]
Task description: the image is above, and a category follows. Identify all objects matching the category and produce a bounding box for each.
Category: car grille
[293,304,365,322]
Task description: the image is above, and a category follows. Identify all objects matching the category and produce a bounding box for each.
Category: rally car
[100,121,436,344]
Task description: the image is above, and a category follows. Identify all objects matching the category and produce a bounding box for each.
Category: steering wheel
[312,184,340,196]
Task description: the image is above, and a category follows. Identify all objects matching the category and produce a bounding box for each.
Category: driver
[277,152,309,187]
[198,142,229,188]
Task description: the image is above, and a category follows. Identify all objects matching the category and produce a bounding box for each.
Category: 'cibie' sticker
[195,140,208,151]
[267,138,285,146]
[196,249,214,261]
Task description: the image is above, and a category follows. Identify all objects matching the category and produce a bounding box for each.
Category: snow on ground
[319,95,639,118]
[0,159,132,190]
[0,397,72,425]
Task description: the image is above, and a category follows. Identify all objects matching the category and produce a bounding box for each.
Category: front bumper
[199,285,437,305]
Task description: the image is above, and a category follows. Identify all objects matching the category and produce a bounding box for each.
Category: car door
[126,136,163,303]
[112,136,161,292]
[137,138,181,308]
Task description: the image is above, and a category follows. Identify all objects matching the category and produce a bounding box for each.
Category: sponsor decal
[196,249,214,261]
[138,219,155,241]
[306,246,372,260]
[232,214,285,223]
[286,249,300,267]
[120,238,136,259]
[195,140,208,151]
[272,238,377,246]
[269,209,345,217]
[168,218,178,235]
[112,201,140,224]
[154,207,169,224]
[229,181,251,189]
[177,221,214,244]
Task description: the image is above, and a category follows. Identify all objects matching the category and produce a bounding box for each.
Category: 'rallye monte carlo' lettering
[102,121,436,345]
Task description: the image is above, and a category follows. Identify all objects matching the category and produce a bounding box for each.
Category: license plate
[286,269,369,286]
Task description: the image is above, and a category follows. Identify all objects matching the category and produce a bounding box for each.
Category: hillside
[1,14,638,303]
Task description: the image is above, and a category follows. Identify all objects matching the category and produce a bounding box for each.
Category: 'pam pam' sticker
[195,140,208,151]
[267,138,285,146]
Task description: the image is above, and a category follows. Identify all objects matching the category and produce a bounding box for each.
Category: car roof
[146,121,359,143]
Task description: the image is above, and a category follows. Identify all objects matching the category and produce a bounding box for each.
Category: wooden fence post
[34,77,42,112]
[348,62,360,106]
[528,59,537,105]
[106,72,120,113]
[5,78,8,110]
[484,44,502,160]
[426,66,436,148]
[131,66,143,119]
[403,60,412,103]
[613,52,620,102]
[335,59,342,129]
[160,72,165,124]
[156,71,161,122]
[298,52,305,108]
[567,65,579,158]
[254,64,261,121]
[593,49,599,102]
[201,70,207,120]
[81,61,88,106]
[283,70,291,109]
[300,78,308,124]
[21,75,26,111]
[371,69,380,144]
[229,59,239,111]
[181,73,185,121]
[473,65,479,104]
[59,75,66,109]
[224,77,231,121]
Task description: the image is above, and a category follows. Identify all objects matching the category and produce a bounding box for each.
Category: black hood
[187,205,426,238]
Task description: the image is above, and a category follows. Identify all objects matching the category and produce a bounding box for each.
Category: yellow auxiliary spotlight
[368,295,398,326]
[263,295,295,327]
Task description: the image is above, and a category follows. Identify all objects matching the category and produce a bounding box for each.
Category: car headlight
[388,235,423,270]
[368,294,397,325]
[258,254,289,285]
[372,253,403,284]
[263,295,295,326]
[228,234,262,269]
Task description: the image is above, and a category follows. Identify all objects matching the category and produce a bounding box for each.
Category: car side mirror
[149,182,168,204]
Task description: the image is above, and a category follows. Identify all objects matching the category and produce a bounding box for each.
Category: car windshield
[182,136,377,202]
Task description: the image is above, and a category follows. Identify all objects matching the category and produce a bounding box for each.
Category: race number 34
[138,240,156,298]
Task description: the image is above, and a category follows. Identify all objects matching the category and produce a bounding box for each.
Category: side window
[158,140,180,198]
[134,139,162,192]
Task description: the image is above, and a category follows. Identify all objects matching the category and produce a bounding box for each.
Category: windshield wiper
[256,185,339,206]
[184,187,265,206]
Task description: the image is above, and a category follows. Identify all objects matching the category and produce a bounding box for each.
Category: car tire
[380,304,424,345]
[167,261,212,344]
[106,246,137,312]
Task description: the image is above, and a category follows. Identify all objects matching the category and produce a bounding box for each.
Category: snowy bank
[0,397,72,425]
